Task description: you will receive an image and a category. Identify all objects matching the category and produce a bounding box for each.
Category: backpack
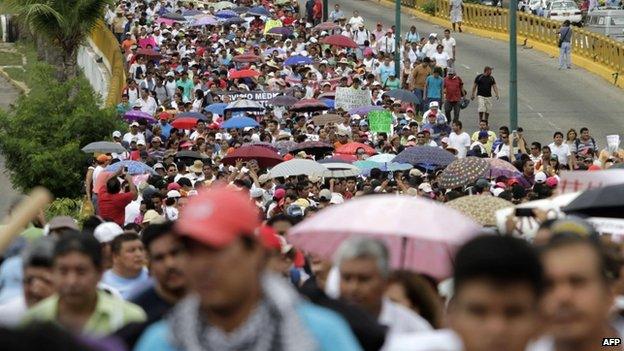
[574,137,597,155]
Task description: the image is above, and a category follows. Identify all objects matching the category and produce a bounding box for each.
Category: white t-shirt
[382,329,463,351]
[432,51,450,69]
[442,37,457,59]
[348,16,364,27]
[548,142,571,165]
[494,143,511,159]
[379,298,433,336]
[449,132,471,158]
[123,131,145,145]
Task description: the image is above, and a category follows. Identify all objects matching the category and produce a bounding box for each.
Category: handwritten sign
[557,170,624,194]
[334,87,371,112]
[368,110,393,134]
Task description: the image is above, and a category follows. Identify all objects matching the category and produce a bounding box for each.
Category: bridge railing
[88,20,125,107]
[400,0,624,81]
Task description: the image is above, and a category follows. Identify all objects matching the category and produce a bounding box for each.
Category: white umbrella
[322,162,360,178]
[367,153,396,163]
[81,141,126,154]
[224,99,264,112]
[268,159,326,178]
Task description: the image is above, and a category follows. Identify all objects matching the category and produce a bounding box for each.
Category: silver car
[584,9,624,41]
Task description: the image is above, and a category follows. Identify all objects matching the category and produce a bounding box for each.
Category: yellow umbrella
[447,195,513,227]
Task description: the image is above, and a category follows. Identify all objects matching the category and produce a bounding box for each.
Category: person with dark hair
[535,233,620,351]
[386,235,544,351]
[22,232,146,335]
[100,233,149,300]
[517,158,535,189]
[529,141,542,163]
[98,168,138,226]
[385,270,445,329]
[548,131,573,169]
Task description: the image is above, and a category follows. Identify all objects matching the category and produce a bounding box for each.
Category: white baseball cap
[93,222,123,243]
[167,190,181,198]
[535,171,548,183]
[112,131,122,138]
[429,101,439,108]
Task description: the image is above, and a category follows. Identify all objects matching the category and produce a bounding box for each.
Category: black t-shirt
[474,74,496,97]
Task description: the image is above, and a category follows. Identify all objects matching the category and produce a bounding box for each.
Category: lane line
[537,112,557,129]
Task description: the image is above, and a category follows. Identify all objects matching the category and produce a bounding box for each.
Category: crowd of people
[1,0,624,350]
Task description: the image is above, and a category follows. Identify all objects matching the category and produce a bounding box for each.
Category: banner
[216,91,281,109]
[368,110,393,133]
[557,170,624,194]
[334,87,371,112]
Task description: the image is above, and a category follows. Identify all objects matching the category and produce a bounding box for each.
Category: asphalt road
[339,0,624,145]
[0,75,20,216]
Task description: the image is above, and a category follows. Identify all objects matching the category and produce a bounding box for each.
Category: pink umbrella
[155,17,176,26]
[287,195,481,280]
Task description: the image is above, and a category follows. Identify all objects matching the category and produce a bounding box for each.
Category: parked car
[480,0,503,7]
[585,8,624,41]
[544,0,584,24]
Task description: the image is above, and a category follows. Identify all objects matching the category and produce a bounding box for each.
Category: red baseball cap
[175,186,261,248]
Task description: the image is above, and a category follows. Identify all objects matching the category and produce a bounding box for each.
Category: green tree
[0,64,125,199]
[3,0,112,81]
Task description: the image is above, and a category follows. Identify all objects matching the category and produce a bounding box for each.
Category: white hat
[429,101,439,108]
[351,114,361,120]
[409,168,423,177]
[215,132,223,140]
[491,187,505,197]
[133,100,143,108]
[167,190,181,198]
[250,188,264,198]
[418,182,433,193]
[429,33,437,38]
[165,71,175,77]
[93,222,123,243]
[137,139,146,146]
[535,171,547,183]
[130,122,140,127]
[407,135,416,141]
[112,130,122,138]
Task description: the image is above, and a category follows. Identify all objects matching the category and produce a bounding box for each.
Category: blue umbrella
[205,103,227,115]
[221,117,259,129]
[321,98,334,109]
[284,55,313,66]
[177,111,206,119]
[247,6,271,17]
[348,105,384,116]
[215,9,238,18]
[267,27,293,37]
[105,160,157,175]
[233,6,250,14]
[384,89,420,104]
[223,17,246,25]
[392,146,457,167]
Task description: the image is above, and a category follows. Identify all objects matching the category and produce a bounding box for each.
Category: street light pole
[394,0,401,78]
[509,0,518,130]
[323,0,328,22]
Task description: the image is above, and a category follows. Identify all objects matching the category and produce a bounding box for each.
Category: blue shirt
[378,64,395,85]
[406,31,420,43]
[159,121,172,140]
[426,75,444,99]
[101,267,151,300]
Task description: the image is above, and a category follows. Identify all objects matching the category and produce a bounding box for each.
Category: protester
[100,232,150,299]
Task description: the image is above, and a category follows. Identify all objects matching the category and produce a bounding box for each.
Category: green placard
[368,110,393,133]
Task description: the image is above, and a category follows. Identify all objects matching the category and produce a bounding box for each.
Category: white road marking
[527,104,534,111]
[461,64,471,70]
[537,112,557,129]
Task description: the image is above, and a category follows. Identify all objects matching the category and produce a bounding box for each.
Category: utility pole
[509,0,518,130]
[323,0,328,22]
[394,0,401,78]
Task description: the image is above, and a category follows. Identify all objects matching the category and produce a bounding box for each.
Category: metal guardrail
[88,20,125,107]
[402,0,624,82]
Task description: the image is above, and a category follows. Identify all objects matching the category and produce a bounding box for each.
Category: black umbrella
[562,183,624,218]
[383,89,420,104]
[289,141,334,159]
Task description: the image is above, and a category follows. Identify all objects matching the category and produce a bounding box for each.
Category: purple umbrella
[215,10,238,18]
[486,158,522,179]
[392,146,457,167]
[268,95,298,107]
[190,15,220,26]
[267,27,293,37]
[123,110,156,123]
[273,140,297,155]
[348,105,384,116]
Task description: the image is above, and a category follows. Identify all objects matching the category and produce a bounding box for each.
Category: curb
[377,0,624,90]
[0,67,29,95]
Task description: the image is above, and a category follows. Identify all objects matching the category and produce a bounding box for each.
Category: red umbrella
[335,142,377,156]
[233,53,262,63]
[290,98,330,112]
[136,48,162,58]
[229,69,261,79]
[171,117,199,130]
[313,21,341,32]
[320,35,358,48]
[222,145,283,168]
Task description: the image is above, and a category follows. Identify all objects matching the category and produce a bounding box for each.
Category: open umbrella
[223,17,246,25]
[318,156,354,164]
[221,116,259,129]
[320,34,358,48]
[383,89,420,104]
[274,140,298,155]
[183,9,203,16]
[269,95,298,107]
[284,55,313,66]
[312,114,343,126]
[171,117,200,130]
[313,21,342,32]
[288,195,481,280]
[190,15,220,26]
[233,6,250,14]
[205,103,228,115]
[290,99,330,112]
[244,141,279,153]
[392,146,456,167]
[290,141,334,159]
[447,195,514,227]
[212,1,236,10]
[135,48,161,58]
[215,9,238,18]
[368,153,397,163]
[222,145,283,168]
[229,69,261,79]
[161,12,186,21]
[486,158,522,179]
[81,141,126,154]
[322,163,360,178]
[123,110,156,123]
[267,26,293,37]
[268,159,326,178]
[348,105,384,116]
[225,99,264,112]
[175,150,208,161]
[335,142,377,156]
[247,6,272,17]
[439,157,490,189]
[104,160,156,175]
[233,53,262,63]
[177,111,206,120]
[562,183,624,218]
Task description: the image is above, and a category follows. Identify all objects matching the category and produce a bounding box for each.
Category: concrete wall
[77,39,111,107]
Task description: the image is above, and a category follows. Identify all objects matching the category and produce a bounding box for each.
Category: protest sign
[368,110,393,133]
[217,91,281,109]
[334,88,371,111]
[557,170,624,194]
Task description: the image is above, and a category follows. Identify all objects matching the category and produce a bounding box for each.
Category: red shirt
[444,76,463,103]
[98,190,135,225]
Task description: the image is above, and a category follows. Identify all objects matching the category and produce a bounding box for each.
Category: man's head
[530,142,542,157]
[540,235,614,344]
[111,233,146,277]
[452,120,463,133]
[22,238,55,307]
[553,131,564,145]
[53,232,103,308]
[580,127,590,139]
[174,187,262,315]
[479,120,489,131]
[484,66,493,76]
[142,222,188,297]
[449,235,544,351]
[522,159,535,177]
[336,237,389,317]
